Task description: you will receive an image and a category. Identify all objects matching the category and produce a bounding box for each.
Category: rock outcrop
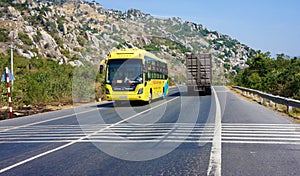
[0,0,257,83]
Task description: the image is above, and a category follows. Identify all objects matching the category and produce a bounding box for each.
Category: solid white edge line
[0,96,179,174]
[207,87,222,176]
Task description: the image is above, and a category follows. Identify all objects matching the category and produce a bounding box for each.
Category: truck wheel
[187,86,193,96]
[188,86,197,96]
[205,88,212,96]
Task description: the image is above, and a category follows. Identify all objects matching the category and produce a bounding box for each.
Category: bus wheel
[114,101,122,106]
[148,92,152,104]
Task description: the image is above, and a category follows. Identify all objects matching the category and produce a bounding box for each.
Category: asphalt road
[0,86,299,176]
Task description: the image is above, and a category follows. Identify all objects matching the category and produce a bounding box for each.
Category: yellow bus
[100,48,168,104]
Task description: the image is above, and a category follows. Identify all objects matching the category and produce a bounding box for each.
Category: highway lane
[217,86,300,176]
[0,86,214,175]
[0,86,299,175]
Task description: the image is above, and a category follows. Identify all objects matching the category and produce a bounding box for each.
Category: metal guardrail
[232,86,300,113]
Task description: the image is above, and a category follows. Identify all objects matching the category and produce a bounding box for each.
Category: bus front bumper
[106,93,145,101]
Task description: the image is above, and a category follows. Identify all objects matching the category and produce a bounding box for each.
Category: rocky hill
[0,0,257,84]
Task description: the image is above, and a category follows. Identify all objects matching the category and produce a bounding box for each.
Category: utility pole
[10,44,13,90]
[10,27,16,90]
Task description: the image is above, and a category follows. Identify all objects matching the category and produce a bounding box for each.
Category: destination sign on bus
[116,53,134,58]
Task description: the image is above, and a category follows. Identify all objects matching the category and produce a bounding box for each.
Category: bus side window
[146,72,151,81]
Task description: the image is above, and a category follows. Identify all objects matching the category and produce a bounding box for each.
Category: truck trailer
[186,54,212,96]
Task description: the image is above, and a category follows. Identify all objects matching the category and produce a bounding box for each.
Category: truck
[185,54,212,96]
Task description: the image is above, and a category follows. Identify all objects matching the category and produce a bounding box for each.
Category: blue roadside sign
[1,68,15,82]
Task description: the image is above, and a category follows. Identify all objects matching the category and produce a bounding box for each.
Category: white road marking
[0,96,179,174]
[1,123,299,144]
[0,135,214,141]
[1,84,299,174]
[0,139,215,144]
[0,86,176,133]
[223,127,298,130]
[222,133,300,137]
[0,123,215,143]
[222,136,300,141]
[1,140,300,145]
[0,142,76,174]
[0,106,105,133]
[207,87,222,176]
[222,141,300,145]
[223,123,299,126]
[223,130,299,134]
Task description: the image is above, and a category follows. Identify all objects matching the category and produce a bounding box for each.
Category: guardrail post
[275,102,280,110]
[247,92,250,97]
[252,93,256,101]
[259,97,263,104]
[263,98,267,106]
[233,86,300,116]
[287,105,293,113]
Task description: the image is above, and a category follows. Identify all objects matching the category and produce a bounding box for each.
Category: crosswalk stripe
[222,133,300,137]
[0,123,299,145]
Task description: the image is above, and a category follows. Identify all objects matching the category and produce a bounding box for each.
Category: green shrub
[0,55,81,107]
[33,30,42,43]
[77,36,86,46]
[143,44,160,52]
[224,63,231,70]
[0,28,10,42]
[18,32,33,45]
[61,49,70,59]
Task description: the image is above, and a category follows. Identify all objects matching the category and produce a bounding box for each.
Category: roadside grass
[0,55,105,120]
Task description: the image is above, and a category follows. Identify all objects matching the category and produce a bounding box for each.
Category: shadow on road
[95,89,211,109]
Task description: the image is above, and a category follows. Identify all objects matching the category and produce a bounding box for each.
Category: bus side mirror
[143,64,147,73]
[99,65,104,74]
[99,59,107,74]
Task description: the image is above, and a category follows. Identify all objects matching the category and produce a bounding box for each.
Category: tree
[234,52,300,100]
[247,73,262,90]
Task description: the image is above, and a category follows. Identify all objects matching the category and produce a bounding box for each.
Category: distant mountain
[0,0,257,84]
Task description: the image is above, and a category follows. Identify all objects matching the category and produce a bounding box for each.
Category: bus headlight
[138,88,143,94]
[106,88,110,94]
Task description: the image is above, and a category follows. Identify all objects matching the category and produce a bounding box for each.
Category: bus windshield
[107,59,143,85]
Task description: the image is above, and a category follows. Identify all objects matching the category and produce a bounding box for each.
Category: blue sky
[94,0,300,57]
